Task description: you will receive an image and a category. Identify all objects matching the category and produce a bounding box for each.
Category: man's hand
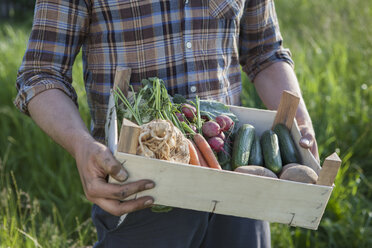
[28,89,155,216]
[253,62,320,161]
[75,139,155,216]
[298,124,319,162]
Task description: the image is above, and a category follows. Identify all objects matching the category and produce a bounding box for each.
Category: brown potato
[279,163,301,177]
[234,165,278,179]
[279,165,318,184]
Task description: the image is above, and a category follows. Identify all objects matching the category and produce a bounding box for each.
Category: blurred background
[1,0,371,247]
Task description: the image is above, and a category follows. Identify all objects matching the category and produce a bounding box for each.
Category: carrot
[190,139,209,167]
[193,133,222,170]
[187,139,200,166]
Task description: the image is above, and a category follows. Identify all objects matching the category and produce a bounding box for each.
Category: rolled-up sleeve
[239,0,294,82]
[14,0,90,115]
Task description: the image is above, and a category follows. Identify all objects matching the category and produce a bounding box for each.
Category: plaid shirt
[15,0,293,142]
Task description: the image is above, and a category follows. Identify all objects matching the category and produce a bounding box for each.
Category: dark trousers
[92,205,271,248]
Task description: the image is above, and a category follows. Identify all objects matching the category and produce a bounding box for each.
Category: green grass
[1,0,372,247]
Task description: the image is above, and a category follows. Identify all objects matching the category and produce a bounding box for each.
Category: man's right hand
[75,139,155,216]
[28,89,154,217]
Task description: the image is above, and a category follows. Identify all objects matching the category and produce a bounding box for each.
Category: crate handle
[113,66,132,97]
[272,90,300,130]
[316,152,341,186]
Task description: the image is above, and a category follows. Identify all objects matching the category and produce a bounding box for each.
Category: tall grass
[242,0,372,247]
[0,23,95,247]
[1,0,372,247]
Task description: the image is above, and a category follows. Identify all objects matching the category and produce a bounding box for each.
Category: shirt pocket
[208,0,244,20]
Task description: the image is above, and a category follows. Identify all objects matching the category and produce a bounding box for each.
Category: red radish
[208,137,225,152]
[201,115,210,121]
[216,115,234,132]
[181,103,197,121]
[190,124,198,133]
[202,121,221,138]
[175,112,185,122]
[216,131,225,140]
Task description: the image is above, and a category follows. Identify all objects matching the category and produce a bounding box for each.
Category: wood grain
[317,153,342,186]
[117,118,141,154]
[113,66,131,97]
[272,90,300,130]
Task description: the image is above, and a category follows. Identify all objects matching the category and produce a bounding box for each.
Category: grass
[1,0,372,247]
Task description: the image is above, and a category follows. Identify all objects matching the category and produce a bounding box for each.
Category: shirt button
[190,86,197,93]
[186,41,192,49]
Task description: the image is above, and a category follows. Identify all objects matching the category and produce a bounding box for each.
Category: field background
[1,0,371,247]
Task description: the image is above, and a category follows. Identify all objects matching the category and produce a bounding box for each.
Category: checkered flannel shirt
[15,0,293,142]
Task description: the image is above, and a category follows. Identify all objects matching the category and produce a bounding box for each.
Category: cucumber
[273,123,301,164]
[231,124,255,170]
[248,134,264,166]
[218,136,232,170]
[260,130,282,174]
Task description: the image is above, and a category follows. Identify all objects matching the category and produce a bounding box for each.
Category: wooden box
[105,91,340,230]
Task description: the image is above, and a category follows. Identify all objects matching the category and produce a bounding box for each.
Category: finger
[299,134,314,149]
[85,178,155,201]
[299,134,320,162]
[95,196,154,216]
[95,146,128,182]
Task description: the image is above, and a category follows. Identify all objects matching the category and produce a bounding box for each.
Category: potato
[234,165,278,179]
[279,163,301,177]
[279,165,318,184]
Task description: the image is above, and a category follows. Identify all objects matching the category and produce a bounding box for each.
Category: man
[15,0,318,247]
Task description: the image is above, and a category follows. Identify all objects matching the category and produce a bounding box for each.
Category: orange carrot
[187,139,200,166]
[190,139,209,167]
[193,133,222,170]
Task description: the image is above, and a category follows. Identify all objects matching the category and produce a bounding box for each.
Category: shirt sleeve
[239,0,294,82]
[14,0,90,115]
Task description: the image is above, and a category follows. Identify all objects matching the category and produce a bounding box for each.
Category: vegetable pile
[231,122,319,184]
[114,77,319,214]
[115,77,238,171]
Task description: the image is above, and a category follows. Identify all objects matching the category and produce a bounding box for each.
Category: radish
[216,131,225,140]
[216,115,234,132]
[190,124,198,133]
[175,112,185,122]
[202,121,221,138]
[181,103,196,121]
[208,137,225,152]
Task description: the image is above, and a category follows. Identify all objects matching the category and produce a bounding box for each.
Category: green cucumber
[273,123,301,164]
[231,124,255,170]
[260,130,282,174]
[218,136,232,170]
[248,134,264,166]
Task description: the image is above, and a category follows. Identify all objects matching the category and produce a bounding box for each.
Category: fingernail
[144,199,154,206]
[145,183,155,189]
[117,170,128,181]
[301,138,310,146]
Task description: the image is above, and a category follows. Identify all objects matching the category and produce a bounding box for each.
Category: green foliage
[242,0,372,247]
[1,0,372,246]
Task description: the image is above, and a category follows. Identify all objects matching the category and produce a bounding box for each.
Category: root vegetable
[187,139,200,166]
[234,166,278,178]
[193,133,222,170]
[208,137,225,152]
[137,119,190,164]
[175,112,185,122]
[279,165,318,184]
[181,103,197,121]
[202,121,221,138]
[190,140,209,167]
[216,131,225,140]
[216,115,234,132]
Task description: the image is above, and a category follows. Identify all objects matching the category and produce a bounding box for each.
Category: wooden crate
[105,91,340,230]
